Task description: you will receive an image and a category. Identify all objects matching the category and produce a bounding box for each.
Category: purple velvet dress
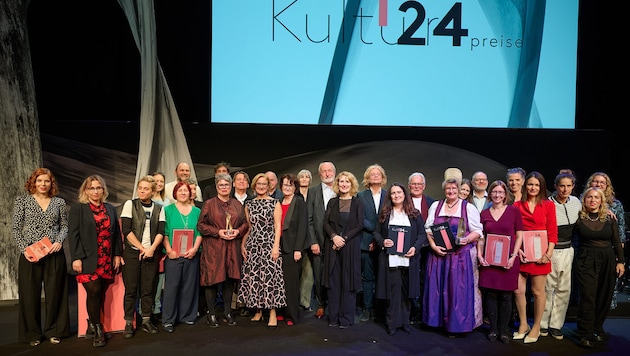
[422,200,483,333]
[479,205,523,291]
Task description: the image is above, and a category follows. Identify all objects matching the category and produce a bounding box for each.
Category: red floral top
[76,203,114,283]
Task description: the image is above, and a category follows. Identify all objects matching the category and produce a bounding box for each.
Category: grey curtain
[118,0,199,195]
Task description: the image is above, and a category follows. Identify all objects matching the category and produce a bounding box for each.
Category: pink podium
[76,272,129,337]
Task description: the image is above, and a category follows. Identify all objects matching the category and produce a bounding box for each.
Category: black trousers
[122,247,159,320]
[18,251,71,343]
[309,251,327,310]
[484,288,512,335]
[576,246,616,339]
[282,251,302,323]
[385,267,411,331]
[205,278,235,316]
[327,251,356,327]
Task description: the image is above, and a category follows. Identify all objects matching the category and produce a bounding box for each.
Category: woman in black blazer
[323,171,364,329]
[374,183,427,336]
[68,175,122,348]
[278,174,308,325]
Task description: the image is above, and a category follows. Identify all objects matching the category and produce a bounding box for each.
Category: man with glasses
[471,171,491,212]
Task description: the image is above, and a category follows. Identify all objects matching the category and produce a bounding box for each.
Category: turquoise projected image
[211,0,578,128]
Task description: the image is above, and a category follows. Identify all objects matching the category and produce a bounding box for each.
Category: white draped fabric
[117,0,199,194]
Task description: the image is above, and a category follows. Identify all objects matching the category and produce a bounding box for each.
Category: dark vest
[127,199,162,248]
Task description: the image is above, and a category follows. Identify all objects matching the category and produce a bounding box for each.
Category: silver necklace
[586,213,599,222]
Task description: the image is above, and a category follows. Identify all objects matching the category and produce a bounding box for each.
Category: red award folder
[386,225,411,256]
[24,237,53,262]
[522,230,548,262]
[485,234,511,267]
[430,222,458,252]
[172,229,194,257]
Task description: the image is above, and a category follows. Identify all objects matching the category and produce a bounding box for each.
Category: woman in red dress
[512,172,557,344]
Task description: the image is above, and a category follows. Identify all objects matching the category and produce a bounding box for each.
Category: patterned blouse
[12,194,68,253]
[76,203,114,282]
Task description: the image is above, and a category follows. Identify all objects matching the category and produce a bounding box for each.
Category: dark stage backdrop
[39,121,613,208]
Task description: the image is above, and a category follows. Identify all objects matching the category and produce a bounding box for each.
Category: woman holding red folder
[161,181,202,333]
[512,172,557,344]
[12,168,71,346]
[477,180,524,343]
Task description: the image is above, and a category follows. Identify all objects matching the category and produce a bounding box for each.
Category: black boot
[85,319,95,339]
[93,323,105,347]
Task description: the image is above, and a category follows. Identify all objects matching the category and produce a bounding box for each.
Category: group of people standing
[11,162,626,349]
[469,168,626,348]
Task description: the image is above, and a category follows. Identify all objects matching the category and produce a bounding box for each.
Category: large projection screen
[211,1,578,128]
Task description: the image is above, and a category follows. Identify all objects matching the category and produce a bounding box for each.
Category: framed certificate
[485,234,511,267]
[387,225,411,256]
[172,229,194,257]
[430,222,458,252]
[522,230,548,262]
[24,237,53,262]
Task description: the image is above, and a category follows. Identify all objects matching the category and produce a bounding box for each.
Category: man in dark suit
[357,164,388,322]
[307,161,336,319]
[407,172,434,324]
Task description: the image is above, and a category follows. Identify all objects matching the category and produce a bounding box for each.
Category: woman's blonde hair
[333,171,359,196]
[251,173,270,195]
[579,187,609,221]
[361,164,387,189]
[77,175,109,204]
[585,172,616,205]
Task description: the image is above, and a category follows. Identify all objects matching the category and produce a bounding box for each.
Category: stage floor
[1,280,628,356]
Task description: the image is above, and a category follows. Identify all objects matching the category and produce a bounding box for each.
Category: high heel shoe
[268,309,278,328]
[524,330,540,344]
[249,310,265,323]
[250,314,264,323]
[267,316,278,328]
[513,326,531,340]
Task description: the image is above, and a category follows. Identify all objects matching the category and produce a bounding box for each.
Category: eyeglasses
[217,184,231,188]
[87,187,103,192]
[409,183,425,187]
[490,191,505,196]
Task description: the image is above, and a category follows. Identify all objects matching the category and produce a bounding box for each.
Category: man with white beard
[307,161,336,319]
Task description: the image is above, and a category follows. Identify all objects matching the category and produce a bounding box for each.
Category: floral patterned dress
[76,203,114,283]
[238,198,286,309]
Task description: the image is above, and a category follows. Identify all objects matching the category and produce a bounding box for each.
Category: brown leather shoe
[315,308,325,319]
